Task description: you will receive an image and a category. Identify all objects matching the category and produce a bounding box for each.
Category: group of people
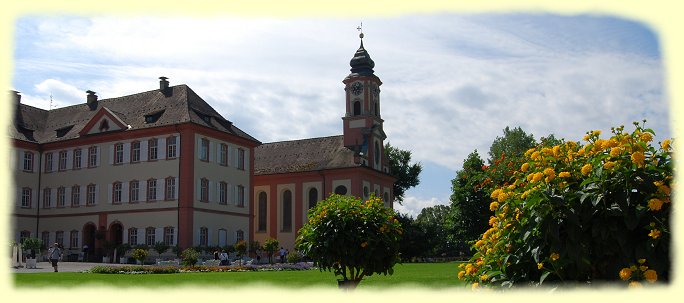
[213,249,231,266]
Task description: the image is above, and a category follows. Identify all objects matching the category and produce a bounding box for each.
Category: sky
[9,13,670,218]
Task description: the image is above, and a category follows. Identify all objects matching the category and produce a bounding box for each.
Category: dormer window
[55,125,74,138]
[144,110,165,124]
[99,120,109,132]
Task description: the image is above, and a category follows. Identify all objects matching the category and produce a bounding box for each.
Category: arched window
[334,185,347,195]
[258,192,267,232]
[308,188,318,210]
[353,101,361,116]
[282,190,292,232]
[199,227,208,246]
[374,141,381,166]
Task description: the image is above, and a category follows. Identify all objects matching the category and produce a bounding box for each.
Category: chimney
[159,76,171,96]
[10,90,21,106]
[86,90,98,110]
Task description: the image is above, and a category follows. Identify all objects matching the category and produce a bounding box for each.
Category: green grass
[13,262,466,289]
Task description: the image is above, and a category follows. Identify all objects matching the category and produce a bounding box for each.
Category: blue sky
[10,13,669,218]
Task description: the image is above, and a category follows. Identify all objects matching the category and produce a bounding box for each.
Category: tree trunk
[337,278,362,290]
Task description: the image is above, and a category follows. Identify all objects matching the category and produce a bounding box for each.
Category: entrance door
[109,223,124,262]
[83,223,96,262]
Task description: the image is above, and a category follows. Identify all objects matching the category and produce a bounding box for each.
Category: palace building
[10,34,394,259]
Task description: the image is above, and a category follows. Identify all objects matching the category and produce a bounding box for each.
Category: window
[56,187,65,208]
[88,146,98,168]
[128,228,138,245]
[43,188,52,209]
[130,181,140,202]
[41,231,50,249]
[166,136,177,159]
[258,192,267,232]
[363,186,369,199]
[200,138,209,161]
[55,231,64,247]
[219,182,228,205]
[237,185,245,207]
[73,149,82,169]
[237,148,245,170]
[147,179,157,201]
[131,141,141,163]
[199,227,208,246]
[308,188,318,210]
[22,151,34,172]
[70,230,79,249]
[145,227,155,246]
[163,227,174,246]
[165,177,176,200]
[235,230,244,243]
[374,141,381,166]
[21,187,32,208]
[58,150,68,170]
[45,152,53,172]
[71,186,80,207]
[112,182,122,204]
[282,190,292,232]
[353,100,361,115]
[334,185,347,195]
[148,138,158,161]
[86,184,96,206]
[114,143,124,164]
[200,178,209,202]
[219,144,228,166]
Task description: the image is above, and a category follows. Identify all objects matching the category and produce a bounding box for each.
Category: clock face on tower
[351,82,363,96]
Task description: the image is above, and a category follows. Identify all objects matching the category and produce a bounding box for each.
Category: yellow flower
[490,201,499,212]
[581,164,592,176]
[521,162,530,172]
[644,269,658,283]
[508,184,516,191]
[488,216,498,226]
[639,265,648,272]
[537,262,544,270]
[638,259,646,264]
[619,268,632,281]
[490,189,501,199]
[552,145,561,157]
[531,151,541,160]
[475,240,484,247]
[480,274,488,281]
[640,132,653,142]
[603,161,616,170]
[458,270,465,280]
[578,148,586,156]
[559,171,571,178]
[361,242,368,248]
[648,229,661,239]
[550,253,560,261]
[631,152,645,167]
[628,281,642,288]
[526,173,535,182]
[657,184,671,196]
[661,139,671,150]
[497,192,508,203]
[593,130,602,136]
[532,172,543,183]
[648,198,663,211]
[471,282,480,290]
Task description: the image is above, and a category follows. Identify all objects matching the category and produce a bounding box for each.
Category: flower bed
[88,262,314,274]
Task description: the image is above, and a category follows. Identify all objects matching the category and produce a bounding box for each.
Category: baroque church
[9,33,394,259]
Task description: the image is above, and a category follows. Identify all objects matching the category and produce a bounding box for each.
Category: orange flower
[631,151,645,167]
[648,198,664,211]
[619,268,632,281]
[644,269,658,283]
[360,242,368,248]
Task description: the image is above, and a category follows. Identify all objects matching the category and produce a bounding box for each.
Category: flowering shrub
[296,194,402,289]
[180,248,199,266]
[88,262,314,274]
[131,248,148,264]
[458,122,672,287]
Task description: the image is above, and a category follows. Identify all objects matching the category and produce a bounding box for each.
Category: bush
[296,194,402,289]
[263,238,279,264]
[458,122,672,288]
[180,248,199,266]
[131,248,149,264]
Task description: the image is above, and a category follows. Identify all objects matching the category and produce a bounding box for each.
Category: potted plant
[132,248,149,265]
[101,240,116,263]
[116,243,132,264]
[153,241,170,263]
[21,237,43,269]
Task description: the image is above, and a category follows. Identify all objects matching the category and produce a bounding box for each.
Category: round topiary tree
[296,194,403,289]
[180,248,199,266]
[131,248,149,265]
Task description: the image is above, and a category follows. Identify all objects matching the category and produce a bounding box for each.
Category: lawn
[13,262,465,289]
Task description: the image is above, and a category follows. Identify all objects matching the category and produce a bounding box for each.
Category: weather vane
[357,22,364,39]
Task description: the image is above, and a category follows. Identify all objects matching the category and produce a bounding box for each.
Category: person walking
[48,243,63,272]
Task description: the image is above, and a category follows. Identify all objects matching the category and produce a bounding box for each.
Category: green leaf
[539,271,551,284]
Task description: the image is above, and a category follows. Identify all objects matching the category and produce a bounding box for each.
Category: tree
[21,237,42,259]
[385,142,422,204]
[415,204,453,257]
[263,238,279,264]
[153,241,170,259]
[447,150,489,257]
[234,240,247,265]
[296,194,402,289]
[396,213,428,261]
[487,126,536,163]
[249,240,261,259]
[132,248,148,265]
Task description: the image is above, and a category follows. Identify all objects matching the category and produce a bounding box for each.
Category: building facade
[252,35,395,250]
[10,78,259,259]
[10,34,395,258]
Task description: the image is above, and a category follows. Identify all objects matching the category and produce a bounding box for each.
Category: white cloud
[394,196,448,219]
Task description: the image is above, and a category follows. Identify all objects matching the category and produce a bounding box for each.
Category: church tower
[342,30,388,173]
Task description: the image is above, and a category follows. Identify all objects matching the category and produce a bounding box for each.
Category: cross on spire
[357,22,364,39]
